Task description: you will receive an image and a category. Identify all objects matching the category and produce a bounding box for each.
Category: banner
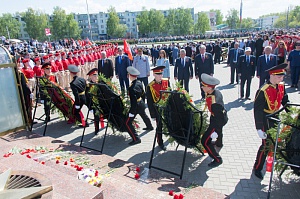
[45,28,51,36]
[123,39,133,60]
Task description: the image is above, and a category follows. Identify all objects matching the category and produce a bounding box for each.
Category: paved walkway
[31,62,300,198]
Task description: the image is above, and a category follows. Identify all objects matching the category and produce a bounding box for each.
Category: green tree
[51,7,67,40]
[106,6,123,38]
[240,17,254,29]
[136,8,150,35]
[66,14,81,39]
[210,9,223,25]
[148,9,165,35]
[22,8,48,40]
[226,8,239,29]
[0,13,21,39]
[194,12,210,34]
[174,8,193,35]
[165,9,176,35]
[115,24,127,38]
[274,15,287,28]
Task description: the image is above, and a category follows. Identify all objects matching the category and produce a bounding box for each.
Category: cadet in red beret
[33,57,43,77]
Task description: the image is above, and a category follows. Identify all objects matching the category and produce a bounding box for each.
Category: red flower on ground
[49,148,54,152]
[134,173,140,180]
[41,161,45,165]
[173,194,179,199]
[95,170,99,177]
[3,153,11,158]
[203,149,207,153]
[76,166,83,171]
[278,138,282,142]
[136,167,140,172]
[40,150,46,153]
[169,190,174,196]
[179,194,184,199]
[26,154,31,159]
[21,151,26,155]
[64,161,68,165]
[56,160,60,164]
[70,158,75,162]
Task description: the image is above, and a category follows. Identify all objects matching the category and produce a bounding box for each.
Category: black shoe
[240,96,244,99]
[44,117,50,123]
[94,129,99,135]
[295,85,298,88]
[143,127,154,131]
[291,85,295,88]
[229,82,234,85]
[208,159,223,167]
[159,144,166,151]
[128,138,141,145]
[85,123,90,127]
[254,170,264,180]
[246,97,251,100]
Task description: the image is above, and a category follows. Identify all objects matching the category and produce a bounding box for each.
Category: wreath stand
[30,77,65,136]
[266,103,300,199]
[80,83,129,153]
[149,91,204,179]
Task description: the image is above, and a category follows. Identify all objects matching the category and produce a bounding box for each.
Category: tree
[0,13,21,39]
[148,9,165,35]
[106,6,126,38]
[66,14,81,39]
[136,8,150,35]
[174,8,193,35]
[51,7,68,40]
[22,8,48,40]
[240,17,254,29]
[164,9,176,35]
[274,15,287,28]
[210,9,223,25]
[226,8,239,29]
[194,12,210,34]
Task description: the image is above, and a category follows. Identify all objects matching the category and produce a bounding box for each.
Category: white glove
[30,93,34,99]
[152,118,156,121]
[75,105,80,109]
[89,110,93,114]
[257,129,267,139]
[211,131,218,141]
[129,113,134,117]
[40,100,44,104]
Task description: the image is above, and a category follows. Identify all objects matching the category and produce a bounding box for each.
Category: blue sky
[0,0,297,19]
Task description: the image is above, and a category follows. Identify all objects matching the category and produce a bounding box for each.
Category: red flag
[123,39,133,60]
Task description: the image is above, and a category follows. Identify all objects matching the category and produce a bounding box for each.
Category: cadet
[126,66,153,145]
[253,63,289,179]
[200,73,228,167]
[146,66,169,150]
[68,65,87,127]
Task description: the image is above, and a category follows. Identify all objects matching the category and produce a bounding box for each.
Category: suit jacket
[185,46,192,57]
[255,38,264,56]
[246,40,256,53]
[213,45,222,55]
[194,53,214,77]
[174,57,193,80]
[257,54,277,78]
[115,54,130,77]
[98,58,114,79]
[237,55,256,78]
[206,44,214,54]
[227,48,244,66]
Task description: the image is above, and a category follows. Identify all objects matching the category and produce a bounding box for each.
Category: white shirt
[265,54,270,63]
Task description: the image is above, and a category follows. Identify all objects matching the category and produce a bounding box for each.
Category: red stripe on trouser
[255,139,266,170]
[126,117,136,141]
[204,128,219,162]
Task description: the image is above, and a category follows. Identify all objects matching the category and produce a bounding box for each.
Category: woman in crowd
[274,41,288,65]
[156,50,170,79]
[262,35,270,51]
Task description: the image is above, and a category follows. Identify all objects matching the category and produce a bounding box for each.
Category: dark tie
[247,56,250,64]
[119,56,121,64]
[202,55,205,62]
[181,58,184,67]
[267,56,270,63]
[102,60,104,67]
[235,50,238,62]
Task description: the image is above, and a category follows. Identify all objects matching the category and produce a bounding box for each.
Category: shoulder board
[260,83,270,91]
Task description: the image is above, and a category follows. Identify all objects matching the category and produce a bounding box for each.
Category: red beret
[43,55,49,60]
[34,57,40,62]
[68,52,72,55]
[22,59,29,63]
[61,52,66,56]
[48,53,53,57]
[55,53,60,56]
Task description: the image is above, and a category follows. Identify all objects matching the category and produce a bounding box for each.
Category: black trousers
[199,78,205,99]
[155,115,164,145]
[201,125,223,162]
[240,76,252,98]
[178,78,190,92]
[259,75,269,88]
[214,54,221,64]
[230,63,238,83]
[74,96,86,124]
[119,75,129,92]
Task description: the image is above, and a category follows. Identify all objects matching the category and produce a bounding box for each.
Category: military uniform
[126,67,153,145]
[253,63,289,179]
[69,65,87,126]
[146,66,169,150]
[200,74,228,167]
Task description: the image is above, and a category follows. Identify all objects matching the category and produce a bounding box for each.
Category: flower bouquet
[78,169,103,187]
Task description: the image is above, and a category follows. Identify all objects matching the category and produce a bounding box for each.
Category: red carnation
[41,161,45,165]
[95,170,99,177]
[136,167,140,172]
[169,190,174,196]
[70,158,75,162]
[203,149,207,153]
[134,173,140,180]
[3,153,10,158]
[173,194,179,199]
[40,150,46,153]
[26,154,31,159]
[21,151,26,155]
[56,160,60,164]
[77,166,83,171]
[64,161,68,165]
[179,194,184,199]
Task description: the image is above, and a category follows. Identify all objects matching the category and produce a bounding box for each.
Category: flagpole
[86,0,92,41]
[239,0,243,37]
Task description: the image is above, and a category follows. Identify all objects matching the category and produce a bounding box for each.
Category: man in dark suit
[98,51,113,79]
[237,47,256,100]
[256,46,278,87]
[255,34,264,60]
[227,42,244,84]
[206,41,214,56]
[174,49,193,92]
[246,36,256,55]
[195,45,214,99]
[213,42,222,64]
[185,43,192,57]
[115,47,130,92]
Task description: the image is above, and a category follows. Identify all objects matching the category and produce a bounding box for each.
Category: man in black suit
[174,49,193,92]
[115,47,130,92]
[246,36,256,55]
[185,43,192,57]
[227,42,244,84]
[195,45,214,99]
[206,41,214,56]
[255,34,264,61]
[98,51,114,79]
[213,42,222,64]
[237,47,256,100]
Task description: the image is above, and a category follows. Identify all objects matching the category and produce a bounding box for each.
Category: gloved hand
[89,110,93,114]
[40,100,44,104]
[30,93,34,99]
[257,129,267,139]
[129,113,134,117]
[75,105,80,109]
[151,118,156,121]
[211,131,218,141]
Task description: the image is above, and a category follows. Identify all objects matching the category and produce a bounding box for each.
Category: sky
[0,0,298,19]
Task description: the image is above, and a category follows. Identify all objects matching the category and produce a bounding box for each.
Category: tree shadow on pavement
[218,84,236,91]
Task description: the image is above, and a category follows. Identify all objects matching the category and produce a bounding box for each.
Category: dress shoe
[295,85,298,88]
[94,129,99,135]
[246,97,251,100]
[254,170,264,180]
[128,138,141,145]
[159,144,166,151]
[229,82,234,85]
[240,96,244,99]
[208,159,223,167]
[291,85,295,88]
[143,127,154,131]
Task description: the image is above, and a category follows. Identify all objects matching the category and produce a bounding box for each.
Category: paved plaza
[31,61,300,198]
